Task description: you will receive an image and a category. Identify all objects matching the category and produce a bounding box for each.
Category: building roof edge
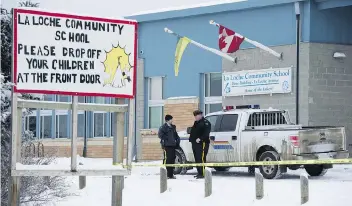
[126,0,307,22]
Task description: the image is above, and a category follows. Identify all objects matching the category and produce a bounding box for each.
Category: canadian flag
[219,25,245,53]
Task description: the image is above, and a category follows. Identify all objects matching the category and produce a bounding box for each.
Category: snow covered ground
[56,157,352,206]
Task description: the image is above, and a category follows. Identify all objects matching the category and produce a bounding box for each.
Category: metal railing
[247,112,287,127]
[23,142,45,158]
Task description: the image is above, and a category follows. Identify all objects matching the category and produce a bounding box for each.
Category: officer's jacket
[158,123,180,147]
[189,117,211,143]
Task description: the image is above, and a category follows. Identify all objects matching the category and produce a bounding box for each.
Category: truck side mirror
[186,127,192,134]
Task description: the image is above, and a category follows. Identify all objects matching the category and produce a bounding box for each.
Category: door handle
[232,136,237,140]
[210,136,215,141]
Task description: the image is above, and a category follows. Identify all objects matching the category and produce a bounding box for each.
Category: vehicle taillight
[290,135,299,147]
[223,106,234,111]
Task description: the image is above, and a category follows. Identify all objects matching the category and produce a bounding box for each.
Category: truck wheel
[258,151,282,179]
[304,165,328,177]
[174,149,187,175]
[214,167,230,172]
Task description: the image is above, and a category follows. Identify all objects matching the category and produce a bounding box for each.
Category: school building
[31,0,352,160]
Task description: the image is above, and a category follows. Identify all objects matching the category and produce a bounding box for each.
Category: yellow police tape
[113,158,352,168]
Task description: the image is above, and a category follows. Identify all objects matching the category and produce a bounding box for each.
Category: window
[205,103,222,114]
[92,97,110,137]
[78,96,85,103]
[149,77,163,100]
[58,95,70,102]
[111,114,117,136]
[44,94,54,101]
[204,73,222,115]
[95,97,106,104]
[78,113,85,137]
[205,115,218,132]
[40,115,52,138]
[40,96,54,138]
[205,73,222,97]
[93,112,109,137]
[219,114,238,132]
[247,112,287,126]
[94,113,104,137]
[148,77,164,128]
[149,106,163,129]
[28,116,37,137]
[56,114,68,138]
[77,97,86,137]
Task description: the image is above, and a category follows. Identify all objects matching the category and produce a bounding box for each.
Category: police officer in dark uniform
[189,110,211,179]
[158,114,180,179]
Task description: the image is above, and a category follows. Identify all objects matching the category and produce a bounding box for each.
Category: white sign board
[222,67,292,97]
[13,9,137,98]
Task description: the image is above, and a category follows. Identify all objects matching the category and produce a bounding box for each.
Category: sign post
[9,92,21,206]
[71,96,78,172]
[11,8,137,206]
[127,98,135,167]
[112,98,126,205]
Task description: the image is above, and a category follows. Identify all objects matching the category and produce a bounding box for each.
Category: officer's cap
[165,114,173,121]
[193,110,203,116]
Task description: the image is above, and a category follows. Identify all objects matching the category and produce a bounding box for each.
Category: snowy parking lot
[56,158,352,206]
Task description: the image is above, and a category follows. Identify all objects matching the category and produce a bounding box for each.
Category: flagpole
[164,28,237,63]
[209,20,283,59]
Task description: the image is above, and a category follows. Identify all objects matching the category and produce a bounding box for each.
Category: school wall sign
[13,8,138,98]
[222,67,292,97]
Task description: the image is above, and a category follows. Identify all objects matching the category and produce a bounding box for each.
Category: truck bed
[243,125,343,131]
[243,126,346,155]
[299,127,345,154]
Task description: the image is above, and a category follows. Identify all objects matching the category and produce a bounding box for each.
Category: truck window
[205,115,217,132]
[247,112,287,126]
[218,114,238,132]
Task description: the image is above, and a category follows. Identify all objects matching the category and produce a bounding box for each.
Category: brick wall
[138,97,199,160]
[222,43,352,156]
[41,138,128,158]
[134,97,200,160]
[164,97,199,131]
[40,135,164,161]
[140,129,163,160]
[307,43,352,155]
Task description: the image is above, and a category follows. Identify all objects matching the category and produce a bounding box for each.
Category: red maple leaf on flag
[219,25,245,53]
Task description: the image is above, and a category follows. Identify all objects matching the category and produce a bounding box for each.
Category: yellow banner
[174,37,191,76]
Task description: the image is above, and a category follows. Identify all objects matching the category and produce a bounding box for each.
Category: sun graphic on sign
[102,44,133,88]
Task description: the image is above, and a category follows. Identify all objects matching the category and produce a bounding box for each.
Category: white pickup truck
[174,105,349,179]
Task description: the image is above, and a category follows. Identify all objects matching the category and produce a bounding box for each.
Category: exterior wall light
[333,52,346,59]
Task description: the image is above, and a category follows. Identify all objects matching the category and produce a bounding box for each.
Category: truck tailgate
[299,127,346,154]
